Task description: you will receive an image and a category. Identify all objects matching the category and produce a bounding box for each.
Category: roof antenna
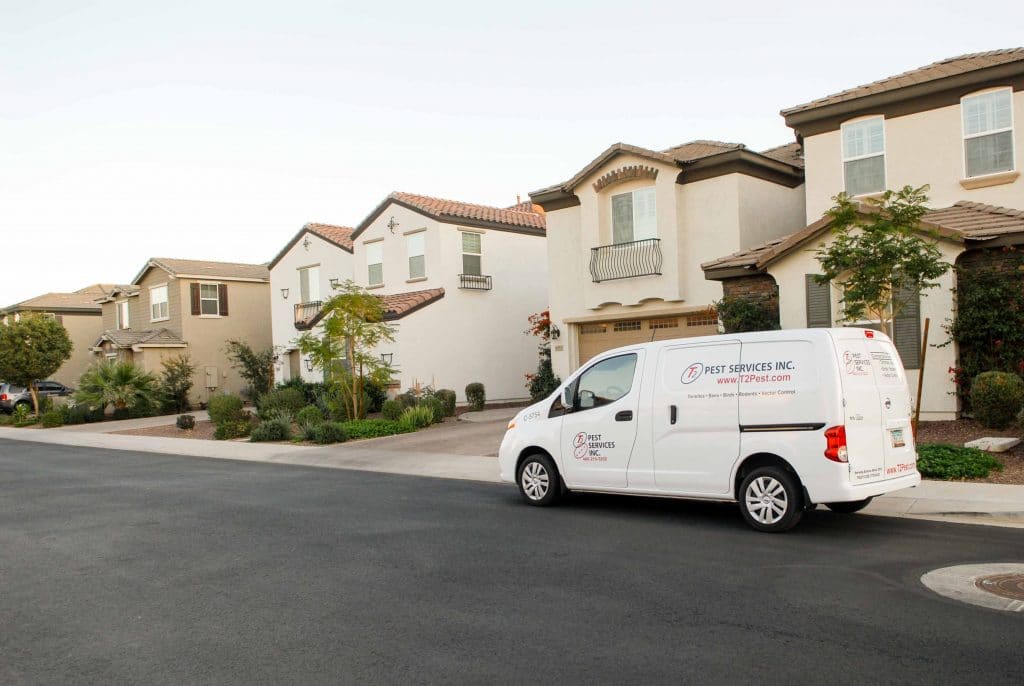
[516,194,521,205]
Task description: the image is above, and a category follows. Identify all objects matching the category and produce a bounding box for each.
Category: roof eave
[268,226,354,271]
[678,149,805,188]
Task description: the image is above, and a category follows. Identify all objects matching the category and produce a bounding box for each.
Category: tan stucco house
[93,258,272,404]
[1,284,114,387]
[529,140,806,378]
[703,49,1024,420]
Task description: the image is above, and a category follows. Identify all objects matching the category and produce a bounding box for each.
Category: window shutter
[892,285,921,369]
[218,284,229,316]
[190,283,201,315]
[805,275,831,328]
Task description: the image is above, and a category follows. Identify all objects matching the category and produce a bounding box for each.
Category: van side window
[574,354,637,411]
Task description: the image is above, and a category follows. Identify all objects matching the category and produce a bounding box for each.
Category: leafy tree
[75,360,159,414]
[524,310,561,400]
[158,354,197,413]
[296,280,395,420]
[0,314,73,413]
[815,185,950,337]
[713,298,779,333]
[224,340,275,401]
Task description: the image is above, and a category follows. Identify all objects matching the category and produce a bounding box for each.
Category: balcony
[589,238,663,283]
[458,274,493,291]
[294,301,324,330]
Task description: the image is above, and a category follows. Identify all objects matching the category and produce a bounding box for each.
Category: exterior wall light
[329,278,340,289]
[550,325,561,340]
[380,353,393,365]
[281,288,290,299]
[304,357,314,372]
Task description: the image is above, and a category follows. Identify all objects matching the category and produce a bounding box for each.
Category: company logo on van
[681,362,704,384]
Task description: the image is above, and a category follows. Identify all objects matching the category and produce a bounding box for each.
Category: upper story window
[199,284,221,315]
[611,186,657,244]
[150,285,168,321]
[116,301,130,329]
[298,265,320,303]
[962,89,1015,178]
[461,232,482,276]
[841,116,886,196]
[366,241,384,286]
[407,233,425,279]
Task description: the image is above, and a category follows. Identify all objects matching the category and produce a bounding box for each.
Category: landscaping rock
[964,437,1021,453]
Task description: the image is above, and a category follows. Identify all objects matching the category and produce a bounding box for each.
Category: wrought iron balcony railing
[294,301,324,330]
[459,274,493,290]
[590,238,663,283]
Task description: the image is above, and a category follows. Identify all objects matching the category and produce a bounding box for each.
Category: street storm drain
[922,563,1024,613]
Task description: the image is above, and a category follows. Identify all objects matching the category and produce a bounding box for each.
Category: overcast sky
[2,0,1021,305]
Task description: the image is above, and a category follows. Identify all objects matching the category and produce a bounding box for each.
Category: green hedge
[970,371,1024,430]
[251,418,292,442]
[341,419,412,439]
[917,443,1003,480]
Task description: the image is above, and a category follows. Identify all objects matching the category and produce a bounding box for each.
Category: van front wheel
[826,498,873,514]
[517,454,561,507]
[739,467,804,532]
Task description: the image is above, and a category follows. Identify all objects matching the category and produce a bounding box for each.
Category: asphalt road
[1,439,1022,685]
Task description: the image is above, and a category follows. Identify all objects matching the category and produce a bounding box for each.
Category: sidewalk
[2,421,1022,528]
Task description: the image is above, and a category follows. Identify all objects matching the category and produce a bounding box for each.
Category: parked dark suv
[0,381,74,413]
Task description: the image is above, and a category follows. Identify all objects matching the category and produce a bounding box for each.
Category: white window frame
[297,264,321,303]
[199,283,221,317]
[365,240,384,287]
[116,300,130,329]
[961,87,1015,179]
[149,283,169,322]
[610,186,658,244]
[840,115,887,197]
[460,231,483,276]
[406,230,426,280]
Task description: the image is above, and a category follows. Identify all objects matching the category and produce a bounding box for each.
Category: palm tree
[75,360,159,413]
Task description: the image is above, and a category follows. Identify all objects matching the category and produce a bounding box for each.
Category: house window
[366,242,383,286]
[650,318,679,330]
[150,285,168,321]
[613,320,642,332]
[116,301,130,329]
[687,313,717,327]
[611,186,657,244]
[962,89,1015,178]
[200,284,220,315]
[841,117,885,196]
[461,232,482,276]
[407,233,426,279]
[298,265,320,303]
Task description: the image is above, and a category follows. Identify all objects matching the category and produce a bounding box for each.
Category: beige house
[1,284,113,387]
[529,140,806,378]
[93,258,272,404]
[704,49,1024,420]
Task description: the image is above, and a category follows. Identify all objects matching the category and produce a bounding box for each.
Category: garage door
[578,313,719,365]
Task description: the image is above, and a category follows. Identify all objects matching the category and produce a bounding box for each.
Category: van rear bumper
[807,471,921,504]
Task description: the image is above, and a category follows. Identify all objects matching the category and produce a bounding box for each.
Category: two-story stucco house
[338,191,548,402]
[268,223,355,382]
[703,49,1024,420]
[529,140,806,378]
[92,258,272,404]
[1,284,113,387]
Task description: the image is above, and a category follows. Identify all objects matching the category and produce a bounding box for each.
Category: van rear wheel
[739,467,804,533]
[516,453,561,507]
[826,498,873,514]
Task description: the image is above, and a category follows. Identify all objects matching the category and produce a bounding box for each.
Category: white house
[269,223,355,382]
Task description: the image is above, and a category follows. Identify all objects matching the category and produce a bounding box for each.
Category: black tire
[826,497,873,514]
[738,466,804,533]
[516,453,561,507]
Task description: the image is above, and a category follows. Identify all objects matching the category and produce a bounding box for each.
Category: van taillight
[824,425,848,463]
[864,330,874,338]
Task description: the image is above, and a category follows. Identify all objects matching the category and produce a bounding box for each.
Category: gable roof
[702,201,1024,279]
[268,222,355,270]
[133,258,270,285]
[1,290,105,315]
[351,192,546,241]
[93,328,187,349]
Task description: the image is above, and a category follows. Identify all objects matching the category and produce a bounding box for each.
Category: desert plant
[340,419,411,439]
[208,393,246,425]
[465,382,486,411]
[419,397,445,424]
[296,405,324,429]
[916,444,1003,480]
[381,399,403,421]
[40,410,64,428]
[258,387,307,420]
[158,354,197,413]
[250,418,292,442]
[214,419,252,440]
[176,414,196,430]
[435,389,457,417]
[224,340,275,401]
[12,404,36,427]
[306,421,348,444]
[75,360,159,415]
[970,371,1024,429]
[60,402,102,425]
[399,405,434,431]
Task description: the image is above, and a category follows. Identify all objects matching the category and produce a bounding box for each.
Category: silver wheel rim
[521,461,550,501]
[745,476,788,525]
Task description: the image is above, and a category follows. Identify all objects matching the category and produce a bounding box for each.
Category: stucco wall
[130,268,183,336]
[52,312,104,387]
[803,90,1024,222]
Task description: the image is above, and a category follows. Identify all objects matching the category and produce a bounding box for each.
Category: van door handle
[670,405,677,425]
[615,410,633,422]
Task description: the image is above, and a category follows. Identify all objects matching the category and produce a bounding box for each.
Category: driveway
[2,441,1023,684]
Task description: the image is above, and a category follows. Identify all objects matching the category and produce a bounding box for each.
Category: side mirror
[579,389,596,409]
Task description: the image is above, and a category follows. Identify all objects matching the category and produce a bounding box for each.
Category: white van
[498,328,920,532]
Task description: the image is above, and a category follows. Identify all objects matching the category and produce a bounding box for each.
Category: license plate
[891,429,905,448]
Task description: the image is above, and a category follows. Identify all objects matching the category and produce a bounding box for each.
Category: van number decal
[572,432,613,462]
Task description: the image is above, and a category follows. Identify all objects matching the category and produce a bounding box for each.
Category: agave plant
[75,360,160,413]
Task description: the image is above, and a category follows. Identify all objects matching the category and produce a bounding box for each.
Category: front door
[289,350,302,380]
[559,352,643,489]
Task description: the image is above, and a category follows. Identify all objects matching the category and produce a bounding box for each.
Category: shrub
[314,383,347,421]
[127,400,158,419]
[176,414,196,430]
[465,382,485,411]
[12,404,36,427]
[0,413,11,426]
[713,297,778,333]
[258,387,306,421]
[61,403,102,425]
[38,395,54,414]
[224,340,274,401]
[112,407,130,421]
[158,354,196,413]
[970,371,1024,429]
[399,405,434,432]
[306,421,348,444]
[526,357,561,402]
[277,377,325,405]
[250,418,292,442]
[214,419,252,440]
[435,389,457,417]
[381,399,403,420]
[340,419,411,439]
[208,393,246,425]
[364,378,388,414]
[395,391,418,409]
[420,397,445,424]
[917,444,1003,480]
[40,410,64,428]
[296,405,324,430]
[75,360,160,415]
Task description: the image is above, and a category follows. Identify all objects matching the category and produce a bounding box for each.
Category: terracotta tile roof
[305,223,354,251]
[95,328,186,348]
[391,192,546,231]
[702,201,1024,277]
[782,49,1024,115]
[140,258,269,283]
[380,288,445,320]
[759,142,805,169]
[2,291,104,314]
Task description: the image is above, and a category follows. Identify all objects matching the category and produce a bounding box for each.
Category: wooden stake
[913,318,930,435]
